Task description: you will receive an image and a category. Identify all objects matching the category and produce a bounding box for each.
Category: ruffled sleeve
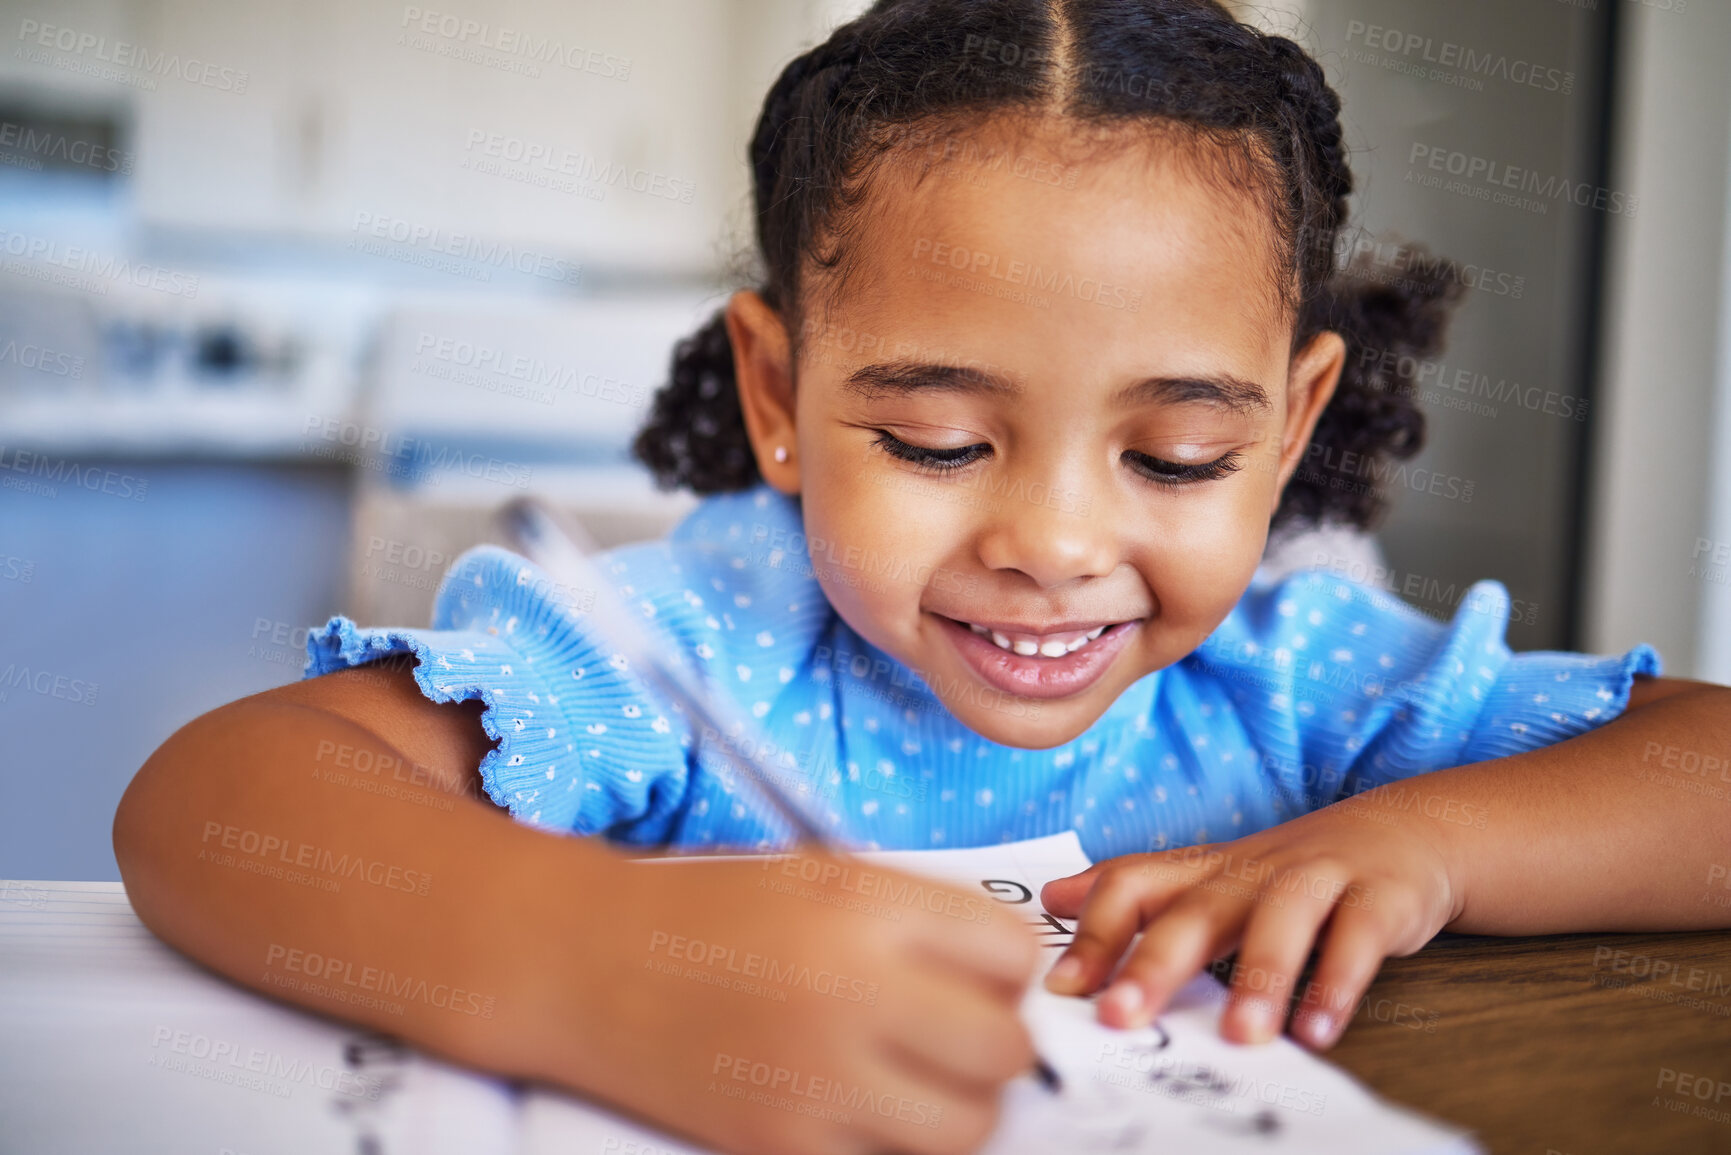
[1190,572,1661,805]
[303,545,694,837]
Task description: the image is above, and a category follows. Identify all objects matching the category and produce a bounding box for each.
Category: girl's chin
[941,688,1124,749]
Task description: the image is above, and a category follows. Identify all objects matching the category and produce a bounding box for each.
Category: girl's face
[729,118,1344,749]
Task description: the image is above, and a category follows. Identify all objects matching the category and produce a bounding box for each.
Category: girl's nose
[974,483,1119,589]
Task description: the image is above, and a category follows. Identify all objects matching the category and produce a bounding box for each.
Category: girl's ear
[1270,330,1346,514]
[725,289,801,496]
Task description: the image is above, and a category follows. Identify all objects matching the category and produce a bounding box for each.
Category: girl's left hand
[1039,793,1466,1050]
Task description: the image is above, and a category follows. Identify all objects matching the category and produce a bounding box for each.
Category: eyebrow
[839,360,1270,413]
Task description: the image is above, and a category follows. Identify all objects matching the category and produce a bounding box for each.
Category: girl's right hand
[522,848,1040,1155]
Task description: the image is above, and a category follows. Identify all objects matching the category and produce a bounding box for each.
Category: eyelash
[872,430,989,473]
[870,430,1243,486]
[1123,449,1244,487]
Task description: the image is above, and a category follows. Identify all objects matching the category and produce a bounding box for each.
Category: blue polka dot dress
[303,484,1660,860]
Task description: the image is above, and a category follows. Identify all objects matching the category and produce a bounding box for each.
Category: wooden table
[1321,930,1731,1155]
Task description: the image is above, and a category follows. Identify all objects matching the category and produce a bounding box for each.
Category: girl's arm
[1040,676,1731,1050]
[1402,675,1731,933]
[115,663,1039,1155]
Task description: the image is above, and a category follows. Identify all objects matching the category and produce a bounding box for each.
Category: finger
[1043,859,1200,997]
[1038,862,1110,916]
[878,970,1036,1095]
[1289,904,1394,1050]
[907,894,1039,1001]
[1217,869,1342,1044]
[1095,886,1250,1029]
[1042,845,1229,917]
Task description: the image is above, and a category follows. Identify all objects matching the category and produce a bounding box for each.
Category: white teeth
[964,620,1115,657]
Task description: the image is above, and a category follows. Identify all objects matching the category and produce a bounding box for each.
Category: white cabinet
[120,0,804,276]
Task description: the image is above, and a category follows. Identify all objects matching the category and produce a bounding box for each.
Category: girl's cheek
[1145,502,1264,619]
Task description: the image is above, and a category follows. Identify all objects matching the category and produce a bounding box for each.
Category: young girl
[115,2,1731,1153]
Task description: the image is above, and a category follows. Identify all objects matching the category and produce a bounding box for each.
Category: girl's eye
[872,429,991,473]
[1123,449,1244,486]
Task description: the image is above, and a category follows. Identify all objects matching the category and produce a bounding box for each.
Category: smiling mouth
[934,612,1141,701]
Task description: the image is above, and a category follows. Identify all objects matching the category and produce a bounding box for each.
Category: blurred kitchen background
[3,0,1729,879]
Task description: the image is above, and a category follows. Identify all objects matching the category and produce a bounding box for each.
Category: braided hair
[633,0,1463,529]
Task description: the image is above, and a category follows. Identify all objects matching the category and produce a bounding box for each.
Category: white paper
[521,833,1479,1155]
[0,881,517,1155]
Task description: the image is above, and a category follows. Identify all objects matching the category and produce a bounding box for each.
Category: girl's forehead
[815,118,1294,357]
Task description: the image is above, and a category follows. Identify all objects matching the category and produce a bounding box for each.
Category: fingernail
[1101,981,1146,1025]
[1230,996,1279,1044]
[1045,955,1083,991]
[1295,1010,1338,1049]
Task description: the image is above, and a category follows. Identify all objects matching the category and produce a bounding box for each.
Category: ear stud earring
[773,446,789,463]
